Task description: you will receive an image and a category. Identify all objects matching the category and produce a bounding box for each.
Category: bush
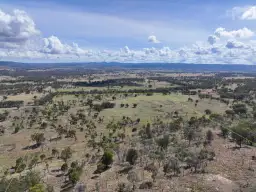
[13,126,20,134]
[139,181,153,189]
[206,130,214,144]
[157,135,169,150]
[69,169,81,185]
[205,109,212,115]
[0,172,41,192]
[94,163,108,174]
[163,157,180,176]
[60,147,72,162]
[61,163,68,172]
[93,102,115,112]
[116,182,133,192]
[145,123,152,138]
[146,92,154,96]
[29,184,45,192]
[0,100,24,108]
[101,150,114,167]
[101,102,115,109]
[31,133,45,146]
[126,149,138,165]
[232,104,247,115]
[225,110,235,117]
[209,113,223,122]
[184,127,195,145]
[16,163,26,173]
[220,126,229,138]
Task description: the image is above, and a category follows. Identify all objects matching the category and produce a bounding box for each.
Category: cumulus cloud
[1,8,256,64]
[0,9,89,57]
[148,35,160,43]
[226,40,249,49]
[0,9,40,48]
[230,6,256,20]
[42,36,66,54]
[42,36,89,56]
[144,47,159,54]
[214,27,254,39]
[208,35,219,45]
[122,46,130,54]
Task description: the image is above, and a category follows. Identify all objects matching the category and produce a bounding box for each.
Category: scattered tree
[61,147,72,162]
[126,149,138,165]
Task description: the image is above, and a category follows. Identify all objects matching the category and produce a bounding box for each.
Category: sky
[1,0,256,64]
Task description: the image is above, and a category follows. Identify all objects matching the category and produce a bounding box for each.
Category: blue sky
[1,0,256,63]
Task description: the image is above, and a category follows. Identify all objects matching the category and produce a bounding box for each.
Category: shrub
[157,135,169,150]
[206,130,214,144]
[184,127,195,145]
[145,123,152,138]
[40,154,46,162]
[60,147,72,162]
[16,163,26,173]
[126,149,138,165]
[220,126,229,138]
[0,171,41,192]
[61,163,68,172]
[232,104,247,115]
[29,184,45,192]
[69,169,82,185]
[139,181,153,189]
[101,150,114,167]
[31,133,45,146]
[163,157,180,176]
[13,126,20,134]
[205,109,212,115]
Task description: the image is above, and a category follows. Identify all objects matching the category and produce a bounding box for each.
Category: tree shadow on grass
[22,143,40,150]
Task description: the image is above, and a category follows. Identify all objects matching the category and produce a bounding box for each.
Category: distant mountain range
[0,61,256,72]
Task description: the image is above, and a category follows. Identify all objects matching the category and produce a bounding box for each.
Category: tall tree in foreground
[231,123,249,148]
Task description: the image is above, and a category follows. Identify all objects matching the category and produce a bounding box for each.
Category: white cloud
[144,47,159,54]
[1,8,256,64]
[148,35,160,43]
[0,9,89,57]
[42,36,89,56]
[226,40,249,49]
[42,36,88,55]
[214,27,254,39]
[42,36,66,54]
[241,6,256,20]
[0,9,40,48]
[122,46,130,54]
[230,6,256,20]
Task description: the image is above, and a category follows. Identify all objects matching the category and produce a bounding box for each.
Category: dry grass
[5,93,43,103]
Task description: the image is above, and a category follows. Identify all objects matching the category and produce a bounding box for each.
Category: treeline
[0,68,100,78]
[216,72,256,78]
[148,76,222,89]
[217,79,256,100]
[93,102,116,112]
[0,100,24,108]
[73,78,144,87]
[198,94,229,105]
[58,86,184,96]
